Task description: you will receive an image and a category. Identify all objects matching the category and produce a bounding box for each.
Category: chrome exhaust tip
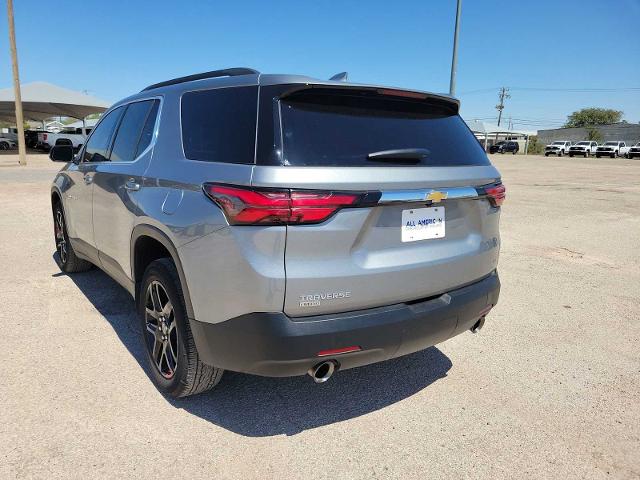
[470,317,485,334]
[308,361,336,384]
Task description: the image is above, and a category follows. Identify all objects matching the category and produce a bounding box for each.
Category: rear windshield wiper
[366,148,430,163]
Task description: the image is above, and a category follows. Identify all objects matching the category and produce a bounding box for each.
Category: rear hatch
[251,84,502,317]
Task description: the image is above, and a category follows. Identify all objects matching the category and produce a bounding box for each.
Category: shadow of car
[56,258,453,437]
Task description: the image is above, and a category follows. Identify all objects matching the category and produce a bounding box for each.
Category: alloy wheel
[144,281,178,379]
[54,210,67,264]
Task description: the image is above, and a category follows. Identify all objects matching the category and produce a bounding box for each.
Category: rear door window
[110,100,159,162]
[181,86,257,163]
[273,89,489,167]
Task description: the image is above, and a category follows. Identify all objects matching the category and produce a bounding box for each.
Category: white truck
[544,140,573,156]
[595,141,626,158]
[37,127,92,151]
[568,141,599,157]
[626,142,640,159]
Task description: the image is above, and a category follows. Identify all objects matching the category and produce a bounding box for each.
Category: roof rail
[141,67,260,92]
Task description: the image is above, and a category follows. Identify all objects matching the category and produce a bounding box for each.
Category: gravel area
[1,153,638,479]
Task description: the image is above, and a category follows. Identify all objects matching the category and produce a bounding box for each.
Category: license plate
[401,206,445,242]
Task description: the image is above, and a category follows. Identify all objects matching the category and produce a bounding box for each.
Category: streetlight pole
[6,0,27,166]
[449,0,462,96]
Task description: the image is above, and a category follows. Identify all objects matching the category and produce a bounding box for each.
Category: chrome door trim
[378,186,478,204]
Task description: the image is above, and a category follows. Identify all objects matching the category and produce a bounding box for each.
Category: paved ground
[1,154,638,479]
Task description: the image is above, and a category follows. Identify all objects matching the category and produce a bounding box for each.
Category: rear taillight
[203,183,379,225]
[43,133,47,140]
[484,183,506,207]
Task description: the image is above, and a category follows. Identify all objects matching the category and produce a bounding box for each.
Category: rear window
[272,89,489,167]
[181,86,257,163]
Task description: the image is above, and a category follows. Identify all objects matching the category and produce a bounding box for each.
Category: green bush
[526,135,544,155]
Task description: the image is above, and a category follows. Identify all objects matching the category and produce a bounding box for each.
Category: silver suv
[50,68,503,397]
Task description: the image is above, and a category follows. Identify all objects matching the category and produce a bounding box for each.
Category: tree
[564,108,622,128]
[586,128,603,143]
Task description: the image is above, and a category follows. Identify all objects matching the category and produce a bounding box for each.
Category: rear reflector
[203,183,380,225]
[317,346,361,357]
[484,183,506,207]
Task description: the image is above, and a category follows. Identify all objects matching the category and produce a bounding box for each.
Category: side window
[110,99,159,162]
[181,86,258,163]
[135,100,160,158]
[83,107,124,162]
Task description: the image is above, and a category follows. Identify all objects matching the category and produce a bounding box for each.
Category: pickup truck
[544,141,573,156]
[37,127,92,151]
[626,142,640,159]
[595,141,626,158]
[568,141,599,157]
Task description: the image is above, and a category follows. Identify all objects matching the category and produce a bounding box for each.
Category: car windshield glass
[552,142,565,145]
[576,142,589,145]
[604,142,617,146]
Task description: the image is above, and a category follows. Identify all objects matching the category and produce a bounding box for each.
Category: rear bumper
[190,272,500,377]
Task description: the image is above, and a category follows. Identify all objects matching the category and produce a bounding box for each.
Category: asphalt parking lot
[1,153,638,479]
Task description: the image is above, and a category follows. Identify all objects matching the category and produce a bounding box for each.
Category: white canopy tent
[465,119,534,154]
[0,81,110,122]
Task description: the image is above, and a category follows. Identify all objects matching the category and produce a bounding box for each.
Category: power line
[460,86,640,95]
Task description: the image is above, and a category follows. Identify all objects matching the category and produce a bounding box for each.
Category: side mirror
[49,145,75,163]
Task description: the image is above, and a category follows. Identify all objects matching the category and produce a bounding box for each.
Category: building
[538,123,640,145]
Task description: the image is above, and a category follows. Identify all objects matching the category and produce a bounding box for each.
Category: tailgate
[252,83,503,317]
[281,178,501,316]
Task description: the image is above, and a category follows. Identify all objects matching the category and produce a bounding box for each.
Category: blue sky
[1,0,639,130]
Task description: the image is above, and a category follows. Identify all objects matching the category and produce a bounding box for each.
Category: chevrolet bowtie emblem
[426,191,448,203]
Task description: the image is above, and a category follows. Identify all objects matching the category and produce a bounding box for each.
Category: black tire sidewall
[138,260,191,396]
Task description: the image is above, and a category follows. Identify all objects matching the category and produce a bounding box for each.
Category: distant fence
[538,123,640,145]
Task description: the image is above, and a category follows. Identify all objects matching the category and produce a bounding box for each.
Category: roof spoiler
[141,67,259,92]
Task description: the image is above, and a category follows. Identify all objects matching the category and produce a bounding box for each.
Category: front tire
[139,258,223,398]
[53,203,92,273]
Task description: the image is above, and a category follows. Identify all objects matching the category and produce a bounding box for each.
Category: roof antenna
[329,72,348,82]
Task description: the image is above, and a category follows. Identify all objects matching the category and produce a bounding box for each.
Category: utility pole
[496,87,510,127]
[448,0,462,96]
[6,0,27,166]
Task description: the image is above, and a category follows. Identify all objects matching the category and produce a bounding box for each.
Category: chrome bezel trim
[378,186,478,204]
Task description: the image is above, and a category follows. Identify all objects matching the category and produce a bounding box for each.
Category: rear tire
[558,150,563,157]
[596,154,601,158]
[544,153,549,157]
[0,141,9,150]
[569,154,574,158]
[138,258,223,398]
[53,203,92,273]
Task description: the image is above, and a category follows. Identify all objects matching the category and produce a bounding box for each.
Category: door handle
[83,174,93,185]
[124,178,140,191]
